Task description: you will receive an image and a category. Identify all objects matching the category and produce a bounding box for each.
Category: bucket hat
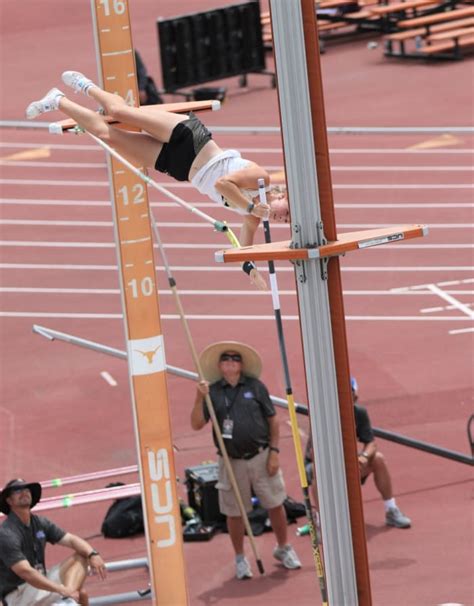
[199,341,262,384]
[0,478,42,514]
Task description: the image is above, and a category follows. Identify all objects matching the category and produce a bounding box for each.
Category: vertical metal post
[269,1,372,604]
[90,1,188,604]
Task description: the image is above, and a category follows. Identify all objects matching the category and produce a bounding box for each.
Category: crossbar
[48,100,220,134]
[215,225,428,264]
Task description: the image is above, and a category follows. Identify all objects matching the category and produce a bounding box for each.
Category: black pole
[272,400,473,467]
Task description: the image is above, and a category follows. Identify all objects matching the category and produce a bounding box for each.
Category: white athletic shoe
[25,88,64,119]
[273,544,302,569]
[62,70,95,96]
[235,556,253,580]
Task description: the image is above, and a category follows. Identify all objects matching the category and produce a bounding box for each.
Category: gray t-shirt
[0,512,65,597]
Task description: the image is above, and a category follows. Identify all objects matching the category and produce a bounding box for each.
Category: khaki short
[217,448,287,517]
[5,564,71,606]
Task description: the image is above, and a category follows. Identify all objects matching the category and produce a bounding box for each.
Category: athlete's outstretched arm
[240,215,267,291]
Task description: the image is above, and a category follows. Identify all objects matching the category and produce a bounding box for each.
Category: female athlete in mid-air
[26,72,290,289]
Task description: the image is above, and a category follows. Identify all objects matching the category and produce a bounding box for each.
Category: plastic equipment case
[185,462,225,525]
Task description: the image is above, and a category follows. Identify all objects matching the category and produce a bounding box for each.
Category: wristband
[246,202,255,214]
[242,261,256,275]
[269,446,280,454]
[360,452,369,460]
[87,549,100,558]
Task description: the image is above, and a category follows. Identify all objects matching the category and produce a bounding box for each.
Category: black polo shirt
[204,374,275,458]
[305,404,375,462]
[354,404,374,445]
[0,512,65,597]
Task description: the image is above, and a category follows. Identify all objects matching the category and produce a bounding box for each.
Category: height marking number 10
[128,277,154,299]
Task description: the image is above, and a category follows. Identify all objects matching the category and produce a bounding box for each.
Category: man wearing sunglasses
[192,341,301,580]
[0,479,106,605]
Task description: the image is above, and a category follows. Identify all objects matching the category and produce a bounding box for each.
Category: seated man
[305,377,411,529]
[0,479,106,605]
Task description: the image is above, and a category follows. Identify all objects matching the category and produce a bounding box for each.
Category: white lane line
[1,179,473,189]
[1,141,473,153]
[145,181,474,191]
[100,371,117,386]
[0,263,471,273]
[328,149,474,154]
[1,241,472,250]
[437,278,474,286]
[0,220,113,227]
[0,179,109,186]
[449,327,474,335]
[1,287,473,298]
[0,311,470,321]
[1,160,472,171]
[0,219,471,229]
[333,203,474,208]
[421,303,473,313]
[334,184,474,189]
[0,142,102,151]
[1,198,111,206]
[0,161,107,168]
[1,198,473,209]
[426,284,474,319]
[332,166,474,171]
[392,278,474,292]
[238,148,474,154]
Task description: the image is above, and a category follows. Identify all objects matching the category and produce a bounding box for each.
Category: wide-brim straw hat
[0,478,42,514]
[199,341,262,384]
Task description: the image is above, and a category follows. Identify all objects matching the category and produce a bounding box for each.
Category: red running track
[1,2,473,605]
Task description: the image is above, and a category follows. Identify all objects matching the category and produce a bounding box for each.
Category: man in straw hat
[191,341,301,580]
[0,478,106,605]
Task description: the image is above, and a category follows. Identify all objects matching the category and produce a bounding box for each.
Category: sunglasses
[220,353,242,362]
[9,486,30,494]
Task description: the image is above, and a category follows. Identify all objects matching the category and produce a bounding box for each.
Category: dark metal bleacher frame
[157,1,276,97]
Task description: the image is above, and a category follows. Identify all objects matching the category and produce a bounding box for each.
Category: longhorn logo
[135,345,161,364]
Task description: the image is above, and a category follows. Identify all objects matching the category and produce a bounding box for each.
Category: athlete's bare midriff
[188,140,224,181]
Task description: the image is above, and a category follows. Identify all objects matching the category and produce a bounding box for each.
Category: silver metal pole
[31,324,305,411]
[32,324,197,381]
[90,590,151,605]
[2,119,474,133]
[105,557,148,573]
[270,1,358,603]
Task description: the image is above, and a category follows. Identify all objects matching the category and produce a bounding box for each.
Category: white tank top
[191,149,260,215]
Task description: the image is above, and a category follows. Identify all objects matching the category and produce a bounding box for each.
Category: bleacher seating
[383,4,474,57]
[261,1,474,60]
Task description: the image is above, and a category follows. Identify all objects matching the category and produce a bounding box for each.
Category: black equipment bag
[101,491,144,538]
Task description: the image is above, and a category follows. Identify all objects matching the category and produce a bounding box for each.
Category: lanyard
[223,383,242,417]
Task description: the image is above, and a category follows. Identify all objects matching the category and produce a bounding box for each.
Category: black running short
[155,112,212,181]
